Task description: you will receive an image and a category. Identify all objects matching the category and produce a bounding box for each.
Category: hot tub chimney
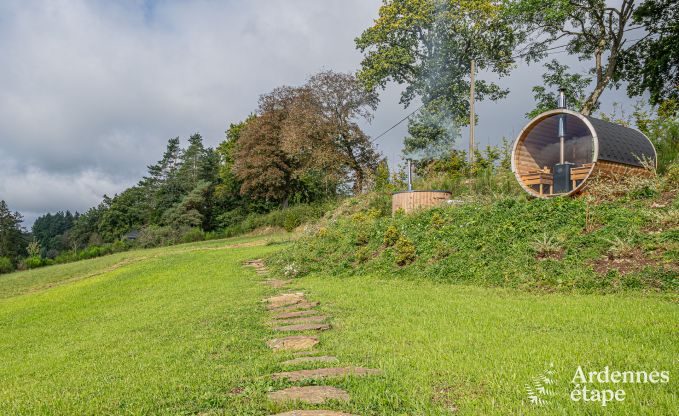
[407,159,413,191]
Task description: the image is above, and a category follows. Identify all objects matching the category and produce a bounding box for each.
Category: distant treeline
[0,71,385,273]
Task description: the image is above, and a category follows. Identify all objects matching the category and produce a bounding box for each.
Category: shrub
[394,235,417,266]
[180,227,205,243]
[383,225,400,247]
[664,162,679,190]
[355,246,371,263]
[531,234,561,257]
[136,225,181,248]
[24,256,44,269]
[0,257,13,274]
[605,236,635,259]
[27,240,41,258]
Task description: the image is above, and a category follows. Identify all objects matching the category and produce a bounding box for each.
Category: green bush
[136,225,181,248]
[664,162,679,190]
[180,228,205,243]
[24,256,44,269]
[383,225,400,247]
[0,257,13,274]
[394,236,416,266]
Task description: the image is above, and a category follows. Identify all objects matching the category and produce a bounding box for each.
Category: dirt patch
[535,248,565,261]
[267,386,350,404]
[272,367,382,381]
[590,248,663,276]
[432,385,459,413]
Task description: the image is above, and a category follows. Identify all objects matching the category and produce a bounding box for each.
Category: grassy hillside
[0,232,677,415]
[270,191,678,294]
[0,235,289,414]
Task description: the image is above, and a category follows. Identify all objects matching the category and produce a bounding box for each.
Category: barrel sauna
[511,109,657,198]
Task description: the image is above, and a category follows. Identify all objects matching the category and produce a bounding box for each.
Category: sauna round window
[512,112,595,197]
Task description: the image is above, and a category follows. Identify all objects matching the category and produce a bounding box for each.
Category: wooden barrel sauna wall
[392,190,452,214]
[511,109,657,198]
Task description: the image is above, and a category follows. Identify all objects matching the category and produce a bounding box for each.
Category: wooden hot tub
[392,190,452,214]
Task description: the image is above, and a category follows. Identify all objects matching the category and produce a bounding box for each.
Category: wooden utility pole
[469,59,475,164]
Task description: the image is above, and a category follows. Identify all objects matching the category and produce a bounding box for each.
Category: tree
[0,200,25,262]
[356,0,517,150]
[161,181,211,228]
[527,60,592,118]
[141,137,183,223]
[97,187,146,242]
[32,211,76,254]
[285,71,381,193]
[178,133,208,191]
[618,0,679,106]
[233,91,297,205]
[508,0,651,115]
[68,203,107,248]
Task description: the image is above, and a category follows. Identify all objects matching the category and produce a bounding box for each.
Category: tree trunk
[353,168,364,195]
[581,82,606,116]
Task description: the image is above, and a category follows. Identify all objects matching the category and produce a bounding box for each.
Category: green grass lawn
[1,235,676,415]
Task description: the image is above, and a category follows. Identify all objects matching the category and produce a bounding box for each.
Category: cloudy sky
[0,0,640,227]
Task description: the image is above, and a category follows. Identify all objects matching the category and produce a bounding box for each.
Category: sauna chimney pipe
[557,88,567,164]
[407,159,413,191]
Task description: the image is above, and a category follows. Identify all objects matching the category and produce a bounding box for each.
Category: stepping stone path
[244,258,381,415]
[267,386,350,404]
[244,259,268,275]
[271,412,358,416]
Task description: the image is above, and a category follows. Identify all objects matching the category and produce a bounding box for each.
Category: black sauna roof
[585,115,656,167]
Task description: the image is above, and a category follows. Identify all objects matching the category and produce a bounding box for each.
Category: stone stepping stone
[267,336,319,351]
[271,301,320,313]
[273,315,328,326]
[274,323,331,332]
[273,309,319,320]
[272,367,382,381]
[244,259,266,268]
[266,292,306,309]
[281,355,338,365]
[267,386,350,404]
[271,411,358,416]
